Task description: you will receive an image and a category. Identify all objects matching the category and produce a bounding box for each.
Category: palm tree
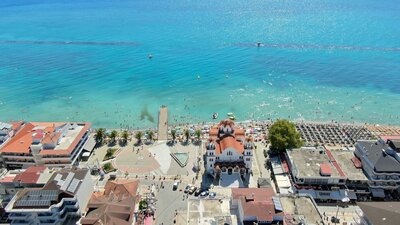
[135,131,143,145]
[121,130,129,144]
[184,129,190,143]
[95,128,106,144]
[109,130,118,144]
[195,129,201,142]
[146,130,154,143]
[171,129,177,143]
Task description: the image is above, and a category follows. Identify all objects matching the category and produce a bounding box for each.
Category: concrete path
[148,143,171,174]
[113,142,160,174]
[158,106,168,140]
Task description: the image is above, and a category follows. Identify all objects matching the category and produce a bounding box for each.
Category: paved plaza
[81,139,204,185]
[114,141,161,174]
[186,198,234,225]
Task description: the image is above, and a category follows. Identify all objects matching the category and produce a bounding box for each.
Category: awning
[83,136,96,152]
[371,188,385,198]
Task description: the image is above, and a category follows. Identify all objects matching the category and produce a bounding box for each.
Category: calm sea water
[0,0,399,128]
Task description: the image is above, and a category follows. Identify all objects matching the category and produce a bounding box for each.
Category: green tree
[195,129,201,142]
[184,129,190,143]
[109,130,118,144]
[103,162,113,172]
[146,130,154,143]
[135,131,143,144]
[95,128,106,144]
[138,200,148,210]
[121,130,129,144]
[171,129,177,142]
[268,119,303,153]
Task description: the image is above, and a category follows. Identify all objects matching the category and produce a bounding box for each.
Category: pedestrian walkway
[148,143,171,174]
[158,106,168,140]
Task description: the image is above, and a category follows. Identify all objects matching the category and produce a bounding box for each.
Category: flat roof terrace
[330,150,368,181]
[186,199,233,225]
[280,196,323,225]
[55,125,84,150]
[288,148,341,178]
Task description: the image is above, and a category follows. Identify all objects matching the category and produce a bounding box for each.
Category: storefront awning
[83,136,96,153]
[371,188,385,198]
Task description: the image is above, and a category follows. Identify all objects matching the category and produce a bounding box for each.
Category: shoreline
[93,118,400,132]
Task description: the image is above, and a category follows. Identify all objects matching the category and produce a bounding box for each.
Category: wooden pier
[157,106,168,141]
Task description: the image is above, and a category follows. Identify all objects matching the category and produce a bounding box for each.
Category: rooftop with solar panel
[13,189,66,209]
[5,167,92,215]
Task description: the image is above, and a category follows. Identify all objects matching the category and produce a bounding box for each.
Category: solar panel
[67,178,80,193]
[54,174,63,184]
[15,189,60,208]
[272,197,283,211]
[60,172,75,191]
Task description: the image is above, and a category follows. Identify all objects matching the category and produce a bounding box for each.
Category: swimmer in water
[148,54,153,59]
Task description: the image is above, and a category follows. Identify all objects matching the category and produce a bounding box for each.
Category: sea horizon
[0,0,399,128]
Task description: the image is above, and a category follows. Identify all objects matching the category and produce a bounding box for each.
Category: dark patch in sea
[140,105,155,123]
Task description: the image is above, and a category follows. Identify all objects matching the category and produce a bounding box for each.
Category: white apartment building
[5,168,93,225]
[0,122,91,169]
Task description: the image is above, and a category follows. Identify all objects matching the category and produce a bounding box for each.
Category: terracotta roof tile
[320,163,332,176]
[232,188,284,222]
[13,166,47,184]
[0,122,91,156]
[82,180,139,225]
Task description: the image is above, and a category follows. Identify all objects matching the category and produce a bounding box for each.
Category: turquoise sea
[0,0,399,128]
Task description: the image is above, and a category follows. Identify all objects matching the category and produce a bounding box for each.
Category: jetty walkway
[157,106,168,141]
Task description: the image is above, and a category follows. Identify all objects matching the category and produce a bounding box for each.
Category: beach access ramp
[157,106,168,140]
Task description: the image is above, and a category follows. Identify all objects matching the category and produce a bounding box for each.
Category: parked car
[209,192,216,198]
[194,188,203,196]
[173,181,179,191]
[188,186,197,194]
[184,184,192,193]
[199,190,209,197]
[331,216,340,223]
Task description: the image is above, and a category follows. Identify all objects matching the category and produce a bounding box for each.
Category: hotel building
[0,122,91,169]
[5,168,93,225]
[355,139,400,191]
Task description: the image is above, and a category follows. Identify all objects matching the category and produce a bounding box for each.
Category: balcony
[10,219,32,225]
[3,155,34,159]
[37,212,55,220]
[8,213,28,220]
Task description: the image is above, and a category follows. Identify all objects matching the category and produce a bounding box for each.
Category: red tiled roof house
[0,122,91,169]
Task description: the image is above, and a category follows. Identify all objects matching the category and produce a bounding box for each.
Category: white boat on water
[212,112,218,119]
[227,112,236,120]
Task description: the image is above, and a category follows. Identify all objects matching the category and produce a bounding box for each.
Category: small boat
[256,42,264,47]
[227,112,235,120]
[212,112,218,119]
